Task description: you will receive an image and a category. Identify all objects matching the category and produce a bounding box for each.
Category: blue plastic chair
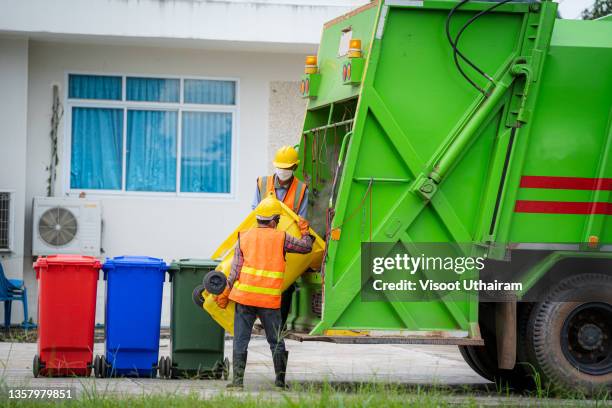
[0,261,34,329]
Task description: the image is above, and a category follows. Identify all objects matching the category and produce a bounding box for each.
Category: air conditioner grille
[0,192,9,249]
[38,207,78,247]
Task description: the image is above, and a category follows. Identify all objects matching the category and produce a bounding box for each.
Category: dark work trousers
[234,303,286,358]
[280,283,296,329]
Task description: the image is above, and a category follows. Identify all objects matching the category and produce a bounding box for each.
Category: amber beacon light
[348,39,362,58]
[301,55,321,98]
[304,55,318,74]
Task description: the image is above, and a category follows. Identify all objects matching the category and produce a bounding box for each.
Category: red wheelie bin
[33,255,100,377]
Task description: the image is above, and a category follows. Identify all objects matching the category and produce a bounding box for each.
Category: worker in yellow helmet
[253,146,308,218]
[251,145,309,329]
[216,194,313,389]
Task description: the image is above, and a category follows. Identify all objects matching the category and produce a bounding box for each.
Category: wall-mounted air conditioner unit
[0,190,15,253]
[32,197,101,256]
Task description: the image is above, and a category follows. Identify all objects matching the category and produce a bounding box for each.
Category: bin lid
[102,256,168,271]
[169,258,220,270]
[34,254,101,269]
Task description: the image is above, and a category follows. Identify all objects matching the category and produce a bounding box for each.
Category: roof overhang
[0,0,370,53]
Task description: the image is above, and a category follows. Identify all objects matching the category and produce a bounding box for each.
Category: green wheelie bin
[159,259,228,379]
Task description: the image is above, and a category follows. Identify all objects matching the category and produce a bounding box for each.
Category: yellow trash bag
[203,201,325,334]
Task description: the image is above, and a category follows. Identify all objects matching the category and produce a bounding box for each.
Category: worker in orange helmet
[251,145,309,329]
[216,194,313,389]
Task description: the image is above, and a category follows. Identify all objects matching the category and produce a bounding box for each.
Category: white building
[0,0,368,325]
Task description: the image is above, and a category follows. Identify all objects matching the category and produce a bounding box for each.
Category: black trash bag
[203,270,227,295]
[192,284,207,308]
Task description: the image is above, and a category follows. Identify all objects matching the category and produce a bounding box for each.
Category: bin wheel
[164,356,173,379]
[33,354,43,378]
[99,355,109,378]
[203,270,227,295]
[158,357,165,379]
[93,355,101,378]
[223,357,230,380]
[192,284,206,308]
[159,356,172,379]
[212,360,223,380]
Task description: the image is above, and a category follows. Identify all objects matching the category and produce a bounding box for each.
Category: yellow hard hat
[273,146,300,169]
[255,193,282,220]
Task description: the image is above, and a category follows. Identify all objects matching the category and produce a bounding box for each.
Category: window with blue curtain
[127,77,180,103]
[126,110,177,192]
[181,112,232,193]
[68,73,236,195]
[69,74,122,100]
[184,79,235,105]
[70,107,123,190]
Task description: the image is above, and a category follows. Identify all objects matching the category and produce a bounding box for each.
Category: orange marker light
[305,55,318,66]
[588,235,599,248]
[330,228,341,241]
[304,55,318,74]
[348,39,362,58]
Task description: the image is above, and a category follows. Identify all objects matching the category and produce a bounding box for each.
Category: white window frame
[63,71,240,199]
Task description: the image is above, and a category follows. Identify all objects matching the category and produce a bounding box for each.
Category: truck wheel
[459,303,534,390]
[528,274,612,393]
[458,345,491,380]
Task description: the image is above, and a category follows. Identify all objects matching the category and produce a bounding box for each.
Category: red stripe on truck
[515,200,612,215]
[520,176,612,191]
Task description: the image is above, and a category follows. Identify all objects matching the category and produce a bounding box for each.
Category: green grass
[0,329,37,343]
[0,390,482,408]
[0,381,609,408]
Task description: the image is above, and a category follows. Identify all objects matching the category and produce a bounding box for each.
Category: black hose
[453,0,515,90]
[445,0,489,94]
[445,0,516,95]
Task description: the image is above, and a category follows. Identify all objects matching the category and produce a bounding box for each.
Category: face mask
[275,168,293,181]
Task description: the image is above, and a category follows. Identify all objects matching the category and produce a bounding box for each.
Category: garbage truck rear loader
[291,0,612,392]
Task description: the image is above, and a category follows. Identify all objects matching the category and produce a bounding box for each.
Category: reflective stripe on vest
[228,228,286,309]
[236,266,284,290]
[233,281,282,296]
[257,175,306,214]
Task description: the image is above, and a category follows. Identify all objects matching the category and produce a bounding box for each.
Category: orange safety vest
[229,228,286,309]
[257,175,307,214]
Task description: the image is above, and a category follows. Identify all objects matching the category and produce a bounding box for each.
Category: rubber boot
[227,351,247,389]
[273,351,289,389]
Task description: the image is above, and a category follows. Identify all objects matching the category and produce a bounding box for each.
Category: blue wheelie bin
[95,256,167,377]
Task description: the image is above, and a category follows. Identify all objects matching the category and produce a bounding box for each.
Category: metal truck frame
[287,0,612,392]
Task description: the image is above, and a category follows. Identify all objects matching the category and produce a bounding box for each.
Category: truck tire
[459,302,534,390]
[527,273,612,393]
[458,345,490,380]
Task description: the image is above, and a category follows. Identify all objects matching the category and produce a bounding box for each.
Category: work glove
[215,287,231,309]
[298,218,310,235]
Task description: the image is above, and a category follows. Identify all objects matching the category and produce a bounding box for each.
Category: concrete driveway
[0,336,487,396]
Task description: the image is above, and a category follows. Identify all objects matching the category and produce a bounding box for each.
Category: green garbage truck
[286,0,612,392]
